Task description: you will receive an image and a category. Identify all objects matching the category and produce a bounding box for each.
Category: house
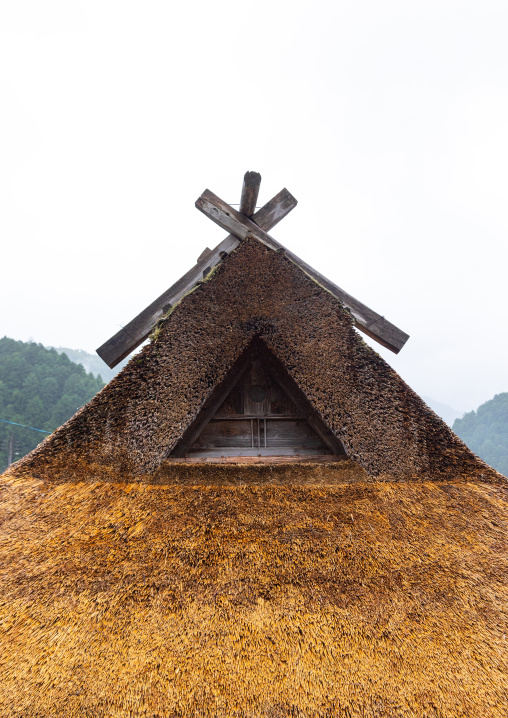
[1,173,506,717]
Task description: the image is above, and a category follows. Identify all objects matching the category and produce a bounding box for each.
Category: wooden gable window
[170,340,346,460]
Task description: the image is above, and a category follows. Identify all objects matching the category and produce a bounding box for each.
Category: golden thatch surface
[1,466,507,717]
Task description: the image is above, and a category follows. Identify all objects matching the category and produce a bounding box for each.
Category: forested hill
[48,346,129,383]
[453,393,508,477]
[0,338,104,471]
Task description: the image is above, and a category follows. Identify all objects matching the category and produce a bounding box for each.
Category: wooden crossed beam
[97,172,408,368]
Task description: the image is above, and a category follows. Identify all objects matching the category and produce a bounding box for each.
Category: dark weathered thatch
[12,238,499,481]
[1,471,507,717]
[2,233,507,716]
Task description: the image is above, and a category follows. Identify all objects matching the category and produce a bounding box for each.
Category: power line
[0,418,51,434]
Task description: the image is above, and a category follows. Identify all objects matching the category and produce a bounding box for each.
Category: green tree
[0,337,105,471]
[453,393,508,476]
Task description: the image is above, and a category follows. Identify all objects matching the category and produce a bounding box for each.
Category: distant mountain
[422,396,462,426]
[453,393,508,477]
[49,347,129,383]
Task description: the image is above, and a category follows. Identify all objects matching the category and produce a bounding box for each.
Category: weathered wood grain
[97,190,297,368]
[191,417,330,452]
[239,171,261,217]
[265,419,328,449]
[186,446,333,458]
[171,339,347,459]
[193,420,254,449]
[195,189,409,354]
[252,188,297,230]
[164,454,347,463]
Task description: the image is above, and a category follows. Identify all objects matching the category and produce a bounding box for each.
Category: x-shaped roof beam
[195,177,409,356]
[97,172,408,368]
[97,174,297,368]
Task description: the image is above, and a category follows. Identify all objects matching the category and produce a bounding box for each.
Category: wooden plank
[96,190,298,368]
[186,447,333,458]
[214,415,305,420]
[251,188,297,230]
[192,420,254,449]
[265,419,328,449]
[196,190,409,354]
[165,454,346,464]
[239,171,261,217]
[192,417,329,452]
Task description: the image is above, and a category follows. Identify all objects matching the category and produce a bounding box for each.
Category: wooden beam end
[243,170,261,186]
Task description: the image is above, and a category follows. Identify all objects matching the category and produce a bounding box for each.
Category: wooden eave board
[164,454,347,464]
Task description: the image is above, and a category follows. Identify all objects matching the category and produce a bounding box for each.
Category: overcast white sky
[1,1,507,417]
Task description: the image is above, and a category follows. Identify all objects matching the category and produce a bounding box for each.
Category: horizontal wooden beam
[164,454,347,464]
[96,189,298,368]
[239,171,261,217]
[195,189,409,354]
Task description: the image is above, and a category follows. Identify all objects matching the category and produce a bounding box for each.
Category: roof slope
[1,472,507,717]
[14,236,500,481]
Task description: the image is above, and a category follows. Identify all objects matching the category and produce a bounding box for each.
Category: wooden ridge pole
[239,171,261,217]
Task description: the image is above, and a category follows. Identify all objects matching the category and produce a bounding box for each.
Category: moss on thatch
[1,469,507,716]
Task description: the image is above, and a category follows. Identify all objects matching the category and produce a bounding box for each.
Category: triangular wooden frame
[168,338,347,460]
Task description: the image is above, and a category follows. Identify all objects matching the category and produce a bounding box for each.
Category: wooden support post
[239,171,261,217]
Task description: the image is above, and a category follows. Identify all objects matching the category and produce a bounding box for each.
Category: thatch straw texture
[13,238,499,481]
[1,468,507,717]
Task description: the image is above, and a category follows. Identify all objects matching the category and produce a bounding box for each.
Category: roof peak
[97,172,409,369]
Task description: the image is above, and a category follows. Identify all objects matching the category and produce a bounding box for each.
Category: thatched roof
[1,468,507,716]
[12,237,500,481]
[2,230,507,715]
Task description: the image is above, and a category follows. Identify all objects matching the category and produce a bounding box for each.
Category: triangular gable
[16,232,498,482]
[170,339,346,459]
